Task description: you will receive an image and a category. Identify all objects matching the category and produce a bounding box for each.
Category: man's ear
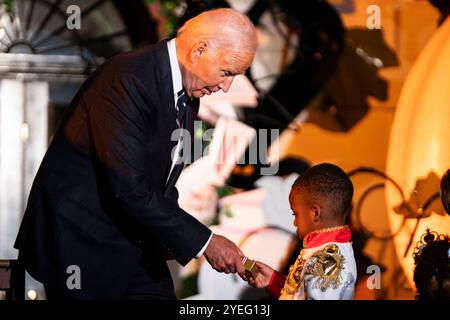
[311,205,321,222]
[190,40,207,62]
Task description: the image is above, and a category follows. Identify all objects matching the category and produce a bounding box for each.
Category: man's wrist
[196,231,213,258]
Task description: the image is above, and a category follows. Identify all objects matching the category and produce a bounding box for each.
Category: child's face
[289,190,316,239]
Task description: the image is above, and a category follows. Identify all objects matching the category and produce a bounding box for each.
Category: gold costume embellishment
[280,249,306,296]
[306,244,345,292]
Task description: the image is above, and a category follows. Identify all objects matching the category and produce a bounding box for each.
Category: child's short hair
[291,163,353,219]
[413,229,450,300]
[440,169,450,214]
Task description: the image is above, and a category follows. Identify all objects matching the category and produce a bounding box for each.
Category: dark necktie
[176,89,188,127]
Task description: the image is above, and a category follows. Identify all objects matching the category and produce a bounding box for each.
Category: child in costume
[243,163,357,300]
[413,229,450,300]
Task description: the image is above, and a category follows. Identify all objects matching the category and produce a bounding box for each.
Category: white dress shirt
[166,39,212,258]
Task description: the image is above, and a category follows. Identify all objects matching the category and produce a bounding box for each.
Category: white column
[23,81,48,202]
[0,79,24,259]
[0,79,48,259]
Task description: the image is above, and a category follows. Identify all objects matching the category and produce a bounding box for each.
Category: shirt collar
[302,225,351,249]
[167,38,183,98]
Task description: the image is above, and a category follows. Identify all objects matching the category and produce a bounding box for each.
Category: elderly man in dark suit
[14,8,257,299]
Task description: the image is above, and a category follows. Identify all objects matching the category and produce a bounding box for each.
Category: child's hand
[240,261,274,289]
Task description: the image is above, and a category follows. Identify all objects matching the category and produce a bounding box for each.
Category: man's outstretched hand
[204,234,245,274]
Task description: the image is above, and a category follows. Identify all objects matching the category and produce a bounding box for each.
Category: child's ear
[311,205,321,222]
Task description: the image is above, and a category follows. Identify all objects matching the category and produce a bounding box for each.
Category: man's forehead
[221,52,252,73]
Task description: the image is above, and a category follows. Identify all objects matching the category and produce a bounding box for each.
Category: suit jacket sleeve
[86,73,211,266]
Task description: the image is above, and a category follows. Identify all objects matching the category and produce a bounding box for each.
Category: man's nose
[219,76,234,92]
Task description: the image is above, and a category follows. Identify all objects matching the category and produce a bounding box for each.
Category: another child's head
[440,168,450,214]
[289,163,353,238]
[413,229,450,300]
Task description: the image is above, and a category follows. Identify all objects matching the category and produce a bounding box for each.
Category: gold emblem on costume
[306,244,345,292]
[280,249,307,296]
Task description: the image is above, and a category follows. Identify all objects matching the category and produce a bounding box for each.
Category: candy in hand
[241,257,259,278]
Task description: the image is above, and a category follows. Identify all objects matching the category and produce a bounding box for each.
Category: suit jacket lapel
[185,98,199,137]
[152,40,183,191]
[163,98,200,196]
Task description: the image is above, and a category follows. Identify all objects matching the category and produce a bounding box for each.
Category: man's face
[289,191,316,239]
[183,44,253,98]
